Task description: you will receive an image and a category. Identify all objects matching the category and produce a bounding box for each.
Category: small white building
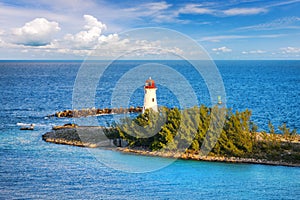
[143,77,158,113]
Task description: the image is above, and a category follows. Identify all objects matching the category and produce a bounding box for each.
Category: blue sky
[0,0,299,60]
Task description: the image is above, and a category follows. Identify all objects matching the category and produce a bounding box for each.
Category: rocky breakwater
[42,124,113,148]
[48,107,143,118]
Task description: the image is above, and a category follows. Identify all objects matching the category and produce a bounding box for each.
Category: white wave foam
[17,122,32,126]
[16,123,49,127]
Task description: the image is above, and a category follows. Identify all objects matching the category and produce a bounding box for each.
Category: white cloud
[101,2,275,26]
[223,7,267,16]
[0,1,124,35]
[242,50,266,54]
[122,1,175,23]
[83,15,107,30]
[12,18,60,46]
[212,46,232,53]
[266,0,300,8]
[200,34,284,42]
[0,38,4,47]
[178,4,214,15]
[39,15,184,59]
[280,47,300,53]
[124,1,171,14]
[0,15,119,57]
[201,35,249,42]
[178,5,268,16]
[0,29,3,46]
[250,50,266,54]
[144,1,171,11]
[24,0,97,12]
[238,16,300,31]
[62,15,107,49]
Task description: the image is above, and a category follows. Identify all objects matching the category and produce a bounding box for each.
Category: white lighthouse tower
[143,77,158,113]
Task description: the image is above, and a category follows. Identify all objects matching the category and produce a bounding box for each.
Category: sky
[0,0,300,60]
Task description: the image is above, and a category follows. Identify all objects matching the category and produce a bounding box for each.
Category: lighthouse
[143,77,158,113]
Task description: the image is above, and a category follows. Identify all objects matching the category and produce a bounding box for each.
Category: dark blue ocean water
[0,60,299,199]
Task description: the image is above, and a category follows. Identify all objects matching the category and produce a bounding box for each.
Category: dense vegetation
[105,106,300,163]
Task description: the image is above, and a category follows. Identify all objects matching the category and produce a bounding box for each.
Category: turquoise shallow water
[0,60,299,199]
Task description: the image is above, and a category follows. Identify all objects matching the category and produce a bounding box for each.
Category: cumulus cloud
[3,14,185,59]
[43,15,123,55]
[45,15,183,58]
[83,15,107,30]
[223,8,267,16]
[62,15,107,49]
[12,18,60,46]
[280,47,300,53]
[212,46,232,53]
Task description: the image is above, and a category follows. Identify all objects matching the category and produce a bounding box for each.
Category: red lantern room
[144,77,156,89]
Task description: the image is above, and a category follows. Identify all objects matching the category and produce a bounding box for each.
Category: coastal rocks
[114,148,300,167]
[52,123,78,130]
[48,106,143,118]
[42,125,113,148]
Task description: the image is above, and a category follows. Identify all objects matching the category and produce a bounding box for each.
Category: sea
[0,60,299,199]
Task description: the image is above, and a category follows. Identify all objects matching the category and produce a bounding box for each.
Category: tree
[268,121,275,134]
[105,105,293,160]
[279,123,290,140]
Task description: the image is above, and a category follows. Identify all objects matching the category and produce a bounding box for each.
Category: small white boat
[20,124,34,130]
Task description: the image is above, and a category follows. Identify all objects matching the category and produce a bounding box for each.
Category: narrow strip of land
[42,124,300,167]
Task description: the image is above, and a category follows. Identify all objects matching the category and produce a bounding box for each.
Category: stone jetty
[48,106,143,118]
